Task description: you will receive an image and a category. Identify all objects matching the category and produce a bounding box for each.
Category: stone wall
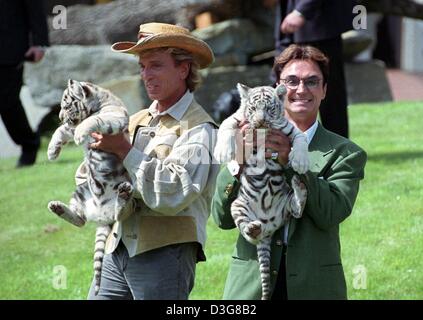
[24,45,139,108]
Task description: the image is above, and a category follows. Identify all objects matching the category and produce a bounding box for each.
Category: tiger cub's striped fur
[214,83,309,300]
[47,79,134,295]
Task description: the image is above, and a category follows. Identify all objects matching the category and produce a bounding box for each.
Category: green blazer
[211,124,367,300]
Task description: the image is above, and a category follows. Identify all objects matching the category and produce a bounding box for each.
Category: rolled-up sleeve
[123,123,216,215]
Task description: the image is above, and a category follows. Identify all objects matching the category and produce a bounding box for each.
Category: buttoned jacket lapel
[288,123,334,240]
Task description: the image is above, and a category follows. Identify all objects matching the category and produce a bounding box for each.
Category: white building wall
[401,18,423,72]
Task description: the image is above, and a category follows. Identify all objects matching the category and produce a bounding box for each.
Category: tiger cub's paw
[289,148,309,174]
[115,182,134,222]
[48,200,86,227]
[47,143,61,161]
[242,221,262,244]
[214,141,235,164]
[290,175,307,218]
[48,201,65,216]
[117,182,133,201]
[73,126,91,146]
[214,127,239,164]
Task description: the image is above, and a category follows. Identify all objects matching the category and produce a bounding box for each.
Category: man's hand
[24,46,45,63]
[90,132,132,161]
[236,120,291,166]
[281,11,306,34]
[265,129,291,166]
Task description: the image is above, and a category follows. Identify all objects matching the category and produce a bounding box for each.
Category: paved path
[386,69,423,102]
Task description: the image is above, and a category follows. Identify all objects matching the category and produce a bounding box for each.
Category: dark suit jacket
[211,123,367,299]
[0,0,49,65]
[275,0,356,47]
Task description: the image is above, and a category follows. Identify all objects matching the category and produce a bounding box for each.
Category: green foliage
[0,101,422,299]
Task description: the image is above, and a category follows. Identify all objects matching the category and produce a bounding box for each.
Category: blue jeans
[87,241,198,300]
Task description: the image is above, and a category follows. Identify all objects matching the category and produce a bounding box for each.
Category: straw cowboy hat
[111,22,214,69]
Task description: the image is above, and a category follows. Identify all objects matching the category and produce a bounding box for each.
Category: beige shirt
[106,91,219,258]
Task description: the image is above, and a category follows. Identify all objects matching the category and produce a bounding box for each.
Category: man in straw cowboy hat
[87,22,219,299]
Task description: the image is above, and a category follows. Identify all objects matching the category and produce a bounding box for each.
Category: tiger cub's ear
[68,79,91,99]
[236,83,251,101]
[275,83,287,101]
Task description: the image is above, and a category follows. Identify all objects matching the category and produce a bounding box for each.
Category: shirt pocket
[133,126,157,152]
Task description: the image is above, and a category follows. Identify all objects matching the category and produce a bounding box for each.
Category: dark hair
[273,44,330,85]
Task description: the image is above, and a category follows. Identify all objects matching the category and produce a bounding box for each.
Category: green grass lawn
[1,101,422,299]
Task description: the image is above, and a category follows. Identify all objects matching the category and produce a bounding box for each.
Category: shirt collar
[304,120,318,145]
[148,90,193,121]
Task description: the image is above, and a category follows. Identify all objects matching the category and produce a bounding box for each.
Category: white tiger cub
[214,83,309,300]
[47,79,134,295]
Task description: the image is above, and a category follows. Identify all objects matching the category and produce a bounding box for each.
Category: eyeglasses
[280,76,322,89]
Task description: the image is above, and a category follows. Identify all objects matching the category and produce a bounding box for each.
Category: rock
[180,0,243,29]
[196,65,272,117]
[181,0,275,29]
[193,18,274,67]
[48,0,275,45]
[345,60,393,104]
[48,0,211,45]
[99,75,147,116]
[342,30,373,62]
[24,45,139,108]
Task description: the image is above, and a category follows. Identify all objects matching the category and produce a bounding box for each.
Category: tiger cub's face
[237,83,287,129]
[59,79,99,127]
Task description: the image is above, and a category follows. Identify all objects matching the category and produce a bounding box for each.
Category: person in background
[0,0,49,167]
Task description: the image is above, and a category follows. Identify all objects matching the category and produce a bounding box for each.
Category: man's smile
[290,98,312,103]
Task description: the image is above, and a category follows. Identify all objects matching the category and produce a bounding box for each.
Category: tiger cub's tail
[257,237,273,300]
[93,225,111,295]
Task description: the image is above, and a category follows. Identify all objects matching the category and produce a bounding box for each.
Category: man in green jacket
[211,44,367,300]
